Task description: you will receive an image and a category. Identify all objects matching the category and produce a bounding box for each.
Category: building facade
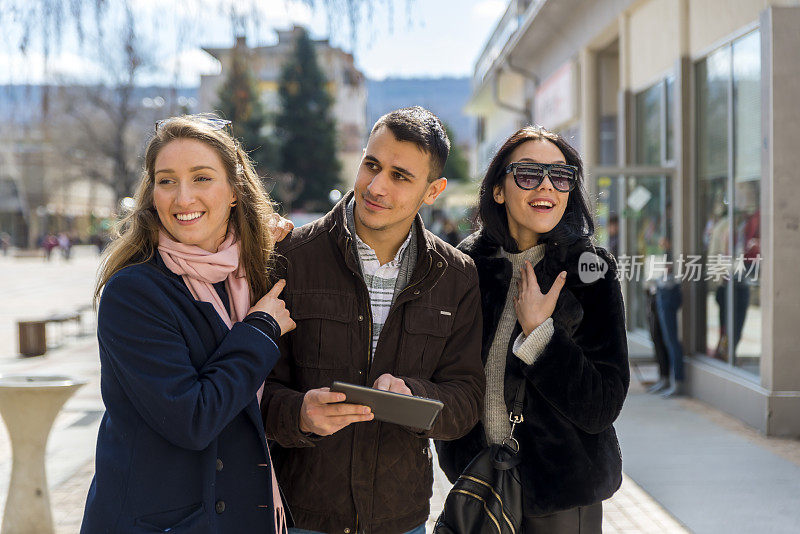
[0,85,195,248]
[199,27,367,188]
[468,0,800,436]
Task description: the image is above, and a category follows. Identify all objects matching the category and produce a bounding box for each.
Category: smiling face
[152,138,236,252]
[493,139,570,250]
[353,125,446,247]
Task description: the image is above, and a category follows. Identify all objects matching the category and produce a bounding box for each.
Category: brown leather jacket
[261,193,484,534]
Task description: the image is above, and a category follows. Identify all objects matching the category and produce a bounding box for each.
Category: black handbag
[434,383,525,534]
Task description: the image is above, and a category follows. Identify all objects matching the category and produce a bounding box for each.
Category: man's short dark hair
[371,106,450,181]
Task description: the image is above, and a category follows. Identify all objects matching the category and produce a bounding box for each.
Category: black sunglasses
[504,162,578,192]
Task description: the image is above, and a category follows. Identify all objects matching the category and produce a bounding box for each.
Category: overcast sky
[0,0,507,86]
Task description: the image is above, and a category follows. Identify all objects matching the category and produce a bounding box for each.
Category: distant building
[199,27,367,188]
[468,0,800,437]
[0,84,197,247]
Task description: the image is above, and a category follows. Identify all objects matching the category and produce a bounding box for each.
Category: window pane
[734,31,761,182]
[696,46,731,362]
[597,47,619,166]
[594,175,621,257]
[665,76,675,162]
[635,83,662,165]
[624,175,671,332]
[732,30,761,375]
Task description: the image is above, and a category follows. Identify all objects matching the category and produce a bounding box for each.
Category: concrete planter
[0,375,86,534]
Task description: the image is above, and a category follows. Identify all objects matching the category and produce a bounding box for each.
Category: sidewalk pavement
[615,379,800,534]
[1,251,799,533]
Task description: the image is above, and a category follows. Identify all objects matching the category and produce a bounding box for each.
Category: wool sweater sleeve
[98,270,280,451]
[512,317,554,365]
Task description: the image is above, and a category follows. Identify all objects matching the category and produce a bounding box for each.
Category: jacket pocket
[400,304,455,377]
[290,290,356,370]
[134,502,206,532]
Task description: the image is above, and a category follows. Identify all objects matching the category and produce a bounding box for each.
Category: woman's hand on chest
[513,260,567,335]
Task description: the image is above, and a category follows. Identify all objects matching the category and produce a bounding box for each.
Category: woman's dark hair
[477,125,595,251]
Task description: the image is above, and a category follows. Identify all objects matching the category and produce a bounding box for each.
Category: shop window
[616,78,675,333]
[635,83,662,165]
[696,30,761,376]
[635,77,675,166]
[665,77,675,162]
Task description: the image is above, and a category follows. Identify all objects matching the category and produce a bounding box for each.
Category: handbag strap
[510,380,525,424]
[502,381,525,452]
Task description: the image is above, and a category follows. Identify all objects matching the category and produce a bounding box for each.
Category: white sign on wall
[535,62,576,129]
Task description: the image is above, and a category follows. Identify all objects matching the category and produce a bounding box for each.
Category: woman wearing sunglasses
[81,115,294,533]
[437,126,629,533]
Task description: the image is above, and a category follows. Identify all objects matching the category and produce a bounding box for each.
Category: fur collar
[458,230,615,290]
[458,230,614,364]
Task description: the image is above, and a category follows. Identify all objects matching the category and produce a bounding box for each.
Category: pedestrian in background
[437,125,629,533]
[42,233,58,260]
[82,115,294,534]
[0,232,10,255]
[649,235,684,397]
[58,232,71,260]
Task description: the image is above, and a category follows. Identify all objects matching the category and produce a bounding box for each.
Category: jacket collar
[327,190,445,291]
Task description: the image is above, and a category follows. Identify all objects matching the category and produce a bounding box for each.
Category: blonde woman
[82,115,293,534]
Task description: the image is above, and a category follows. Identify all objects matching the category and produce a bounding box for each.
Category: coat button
[358,315,363,321]
[215,501,226,514]
[216,459,223,471]
[344,529,351,534]
[413,290,420,295]
[437,261,443,268]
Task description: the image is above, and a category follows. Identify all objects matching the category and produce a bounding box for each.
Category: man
[262,107,484,534]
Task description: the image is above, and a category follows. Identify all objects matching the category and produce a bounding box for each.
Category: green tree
[442,124,471,183]
[276,27,340,210]
[216,39,277,174]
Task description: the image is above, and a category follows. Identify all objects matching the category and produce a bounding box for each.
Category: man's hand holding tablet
[299,388,374,436]
[331,379,445,431]
[373,373,412,395]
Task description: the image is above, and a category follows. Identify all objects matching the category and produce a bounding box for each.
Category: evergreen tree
[276,28,341,210]
[442,123,471,183]
[216,39,277,175]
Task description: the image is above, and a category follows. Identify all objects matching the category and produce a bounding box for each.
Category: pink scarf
[157,229,287,534]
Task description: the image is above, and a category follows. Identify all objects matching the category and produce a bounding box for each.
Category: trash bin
[18,321,47,357]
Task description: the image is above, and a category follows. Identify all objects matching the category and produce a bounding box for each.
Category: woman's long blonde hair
[95,115,276,305]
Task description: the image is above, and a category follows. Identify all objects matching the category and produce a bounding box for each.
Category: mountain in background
[366,77,474,146]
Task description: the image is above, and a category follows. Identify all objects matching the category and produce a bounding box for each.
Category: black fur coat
[435,231,629,517]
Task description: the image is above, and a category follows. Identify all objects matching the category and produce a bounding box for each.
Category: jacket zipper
[346,240,437,381]
[346,236,374,384]
[381,254,433,329]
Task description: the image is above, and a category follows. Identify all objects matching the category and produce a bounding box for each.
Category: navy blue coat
[81,254,281,533]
